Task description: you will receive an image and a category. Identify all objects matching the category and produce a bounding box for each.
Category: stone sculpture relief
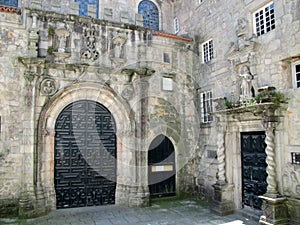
[40,78,58,96]
[283,164,300,198]
[81,26,100,61]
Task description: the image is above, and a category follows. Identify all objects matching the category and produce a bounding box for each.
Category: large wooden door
[54,100,116,208]
[241,132,267,210]
[148,135,176,198]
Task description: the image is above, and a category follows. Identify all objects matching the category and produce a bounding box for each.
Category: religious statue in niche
[239,65,254,102]
[54,24,70,53]
[112,36,126,58]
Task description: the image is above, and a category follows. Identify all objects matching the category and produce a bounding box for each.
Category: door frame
[37,83,134,210]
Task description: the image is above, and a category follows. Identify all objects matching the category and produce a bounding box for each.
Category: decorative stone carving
[283,164,300,197]
[40,78,58,96]
[81,26,99,61]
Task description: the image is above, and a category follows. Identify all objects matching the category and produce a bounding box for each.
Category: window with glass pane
[202,39,214,63]
[0,0,18,8]
[138,0,159,31]
[295,63,300,88]
[74,0,99,17]
[254,2,275,36]
[201,91,213,123]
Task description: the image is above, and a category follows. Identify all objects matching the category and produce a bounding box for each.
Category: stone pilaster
[122,67,154,207]
[211,114,234,216]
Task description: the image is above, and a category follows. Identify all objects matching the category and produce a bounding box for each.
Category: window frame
[292,61,300,89]
[174,17,179,34]
[200,90,213,123]
[252,1,275,36]
[201,39,214,63]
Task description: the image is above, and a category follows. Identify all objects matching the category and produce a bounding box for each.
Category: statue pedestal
[259,196,288,225]
[210,182,235,216]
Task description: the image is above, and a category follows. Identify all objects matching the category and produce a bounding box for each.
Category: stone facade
[0,0,299,224]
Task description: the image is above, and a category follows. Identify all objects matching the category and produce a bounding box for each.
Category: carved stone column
[121,67,154,207]
[211,114,234,216]
[259,108,288,225]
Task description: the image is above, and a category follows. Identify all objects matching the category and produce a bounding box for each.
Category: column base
[116,184,150,207]
[210,182,235,216]
[259,196,288,225]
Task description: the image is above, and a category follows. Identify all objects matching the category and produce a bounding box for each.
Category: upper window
[292,61,300,88]
[253,1,275,36]
[174,17,179,34]
[74,0,99,17]
[202,39,214,63]
[0,0,18,8]
[138,0,159,31]
[200,91,213,123]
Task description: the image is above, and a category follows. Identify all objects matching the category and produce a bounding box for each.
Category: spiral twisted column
[217,130,226,184]
[265,123,278,196]
[216,115,227,184]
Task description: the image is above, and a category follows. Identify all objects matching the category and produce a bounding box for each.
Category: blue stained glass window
[74,0,99,18]
[0,0,18,8]
[138,0,159,31]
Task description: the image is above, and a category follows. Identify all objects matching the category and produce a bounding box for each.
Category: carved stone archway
[36,82,135,211]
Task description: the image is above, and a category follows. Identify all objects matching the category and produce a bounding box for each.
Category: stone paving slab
[0,199,258,225]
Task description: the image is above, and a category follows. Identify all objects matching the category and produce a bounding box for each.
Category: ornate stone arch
[36,82,134,210]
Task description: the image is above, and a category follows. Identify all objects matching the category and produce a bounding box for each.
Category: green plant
[255,90,288,106]
[224,99,234,109]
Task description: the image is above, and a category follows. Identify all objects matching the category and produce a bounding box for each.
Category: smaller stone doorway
[241,132,268,210]
[148,135,176,198]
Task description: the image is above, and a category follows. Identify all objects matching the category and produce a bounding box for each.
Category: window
[138,0,159,31]
[202,39,214,63]
[163,53,170,63]
[0,0,18,8]
[174,17,179,34]
[291,152,300,165]
[200,91,213,123]
[292,61,300,88]
[253,1,275,36]
[74,0,99,17]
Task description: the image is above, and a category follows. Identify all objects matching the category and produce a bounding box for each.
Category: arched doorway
[148,135,176,198]
[138,0,159,31]
[54,100,116,208]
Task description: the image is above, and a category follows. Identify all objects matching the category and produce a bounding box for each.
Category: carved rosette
[40,78,58,96]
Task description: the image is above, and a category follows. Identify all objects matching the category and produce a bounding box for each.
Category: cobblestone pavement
[0,199,258,225]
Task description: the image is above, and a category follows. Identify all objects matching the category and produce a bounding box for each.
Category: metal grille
[241,132,267,210]
[54,100,116,209]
